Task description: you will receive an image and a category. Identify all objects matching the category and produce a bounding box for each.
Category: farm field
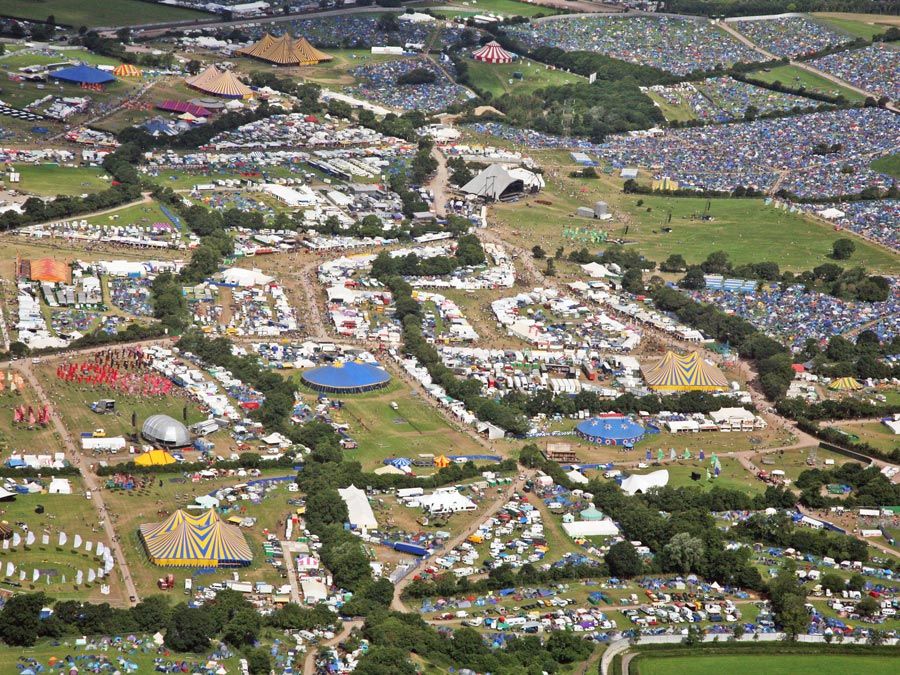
[745,64,866,103]
[492,170,900,274]
[634,654,898,675]
[0,0,211,27]
[295,374,487,471]
[464,58,581,97]
[102,469,296,599]
[5,164,110,197]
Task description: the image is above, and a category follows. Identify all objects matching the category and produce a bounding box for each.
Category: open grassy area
[0,0,211,27]
[103,469,295,598]
[871,153,900,179]
[829,420,898,453]
[491,168,900,273]
[634,654,898,675]
[815,13,900,40]
[0,48,120,71]
[745,64,866,103]
[0,481,126,603]
[0,381,66,454]
[645,91,696,123]
[750,446,860,483]
[85,198,177,231]
[436,0,560,17]
[464,57,581,97]
[295,376,487,471]
[6,164,110,197]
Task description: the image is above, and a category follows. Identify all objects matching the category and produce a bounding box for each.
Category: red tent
[472,41,513,64]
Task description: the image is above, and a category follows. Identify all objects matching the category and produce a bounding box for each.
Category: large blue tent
[49,65,115,85]
[575,416,645,446]
[302,361,391,394]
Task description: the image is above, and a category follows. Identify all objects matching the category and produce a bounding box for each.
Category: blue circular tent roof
[575,416,645,446]
[302,361,390,393]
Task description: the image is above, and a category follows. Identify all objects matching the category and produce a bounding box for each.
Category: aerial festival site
[0,1,896,674]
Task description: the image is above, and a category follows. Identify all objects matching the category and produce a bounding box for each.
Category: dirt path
[12,359,140,605]
[428,146,449,218]
[302,619,363,675]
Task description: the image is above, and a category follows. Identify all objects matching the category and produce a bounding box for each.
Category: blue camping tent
[49,65,116,85]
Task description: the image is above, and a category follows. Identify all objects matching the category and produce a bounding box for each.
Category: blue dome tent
[575,416,645,446]
[301,361,390,394]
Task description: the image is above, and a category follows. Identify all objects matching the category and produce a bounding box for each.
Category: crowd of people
[597,108,899,196]
[648,76,820,122]
[732,16,852,58]
[810,44,900,102]
[506,16,758,75]
[349,56,472,112]
[798,199,899,253]
[686,280,900,352]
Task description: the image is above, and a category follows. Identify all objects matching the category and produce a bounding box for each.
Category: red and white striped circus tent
[472,41,513,64]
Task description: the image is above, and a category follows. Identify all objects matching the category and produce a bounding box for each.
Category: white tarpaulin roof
[220,267,273,287]
[338,484,378,530]
[620,469,669,496]
[562,520,619,538]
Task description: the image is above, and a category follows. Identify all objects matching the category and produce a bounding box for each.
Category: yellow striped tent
[641,351,729,392]
[185,65,253,99]
[113,63,142,77]
[828,377,863,391]
[139,509,252,567]
[236,32,332,66]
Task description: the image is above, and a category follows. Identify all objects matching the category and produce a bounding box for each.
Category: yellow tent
[135,449,177,466]
[113,63,142,77]
[829,377,863,391]
[434,454,451,468]
[641,351,729,392]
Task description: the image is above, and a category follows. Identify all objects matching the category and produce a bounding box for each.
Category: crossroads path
[12,359,140,605]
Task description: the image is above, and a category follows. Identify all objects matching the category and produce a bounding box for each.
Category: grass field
[634,654,898,675]
[0,48,120,71]
[0,482,126,603]
[6,164,110,197]
[750,447,859,482]
[829,421,898,453]
[871,153,900,179]
[234,49,400,88]
[85,198,176,231]
[815,13,900,40]
[645,91,696,123]
[436,0,559,17]
[746,64,866,103]
[491,171,900,273]
[0,0,210,27]
[465,58,581,97]
[295,377,487,471]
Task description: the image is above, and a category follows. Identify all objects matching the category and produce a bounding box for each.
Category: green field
[6,164,110,197]
[295,375,486,470]
[436,0,559,17]
[0,481,127,603]
[829,420,898,453]
[645,91,696,123]
[465,57,581,97]
[85,198,175,230]
[871,153,900,179]
[0,0,211,27]
[746,64,866,103]
[816,14,899,40]
[234,49,400,88]
[0,48,120,71]
[493,175,900,273]
[634,654,898,675]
